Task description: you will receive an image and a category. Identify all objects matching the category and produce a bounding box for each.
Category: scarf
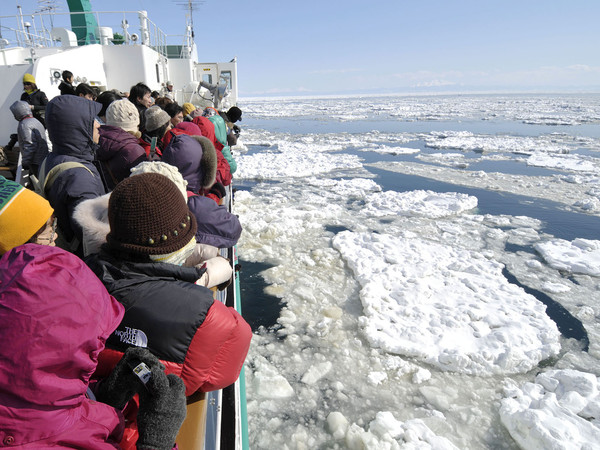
[149,237,196,266]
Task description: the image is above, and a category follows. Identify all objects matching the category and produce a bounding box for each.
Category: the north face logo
[114,327,148,347]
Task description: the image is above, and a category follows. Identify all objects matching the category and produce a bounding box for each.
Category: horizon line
[238,89,600,102]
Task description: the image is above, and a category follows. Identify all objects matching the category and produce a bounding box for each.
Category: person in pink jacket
[0,177,187,450]
[0,244,126,448]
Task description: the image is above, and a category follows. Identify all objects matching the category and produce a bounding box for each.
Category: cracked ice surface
[236,94,600,449]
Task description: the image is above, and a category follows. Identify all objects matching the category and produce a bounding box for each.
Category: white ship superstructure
[0,3,237,145]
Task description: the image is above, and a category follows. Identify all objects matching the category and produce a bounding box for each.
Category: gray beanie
[106,99,139,133]
[145,106,171,132]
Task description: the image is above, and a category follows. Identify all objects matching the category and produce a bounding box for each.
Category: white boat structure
[0,1,238,146]
[0,2,246,449]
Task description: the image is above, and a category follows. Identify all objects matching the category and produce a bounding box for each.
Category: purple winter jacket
[188,194,242,248]
[0,244,125,448]
[162,135,242,248]
[98,125,148,190]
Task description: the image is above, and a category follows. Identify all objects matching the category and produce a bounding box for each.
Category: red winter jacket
[162,122,202,147]
[86,252,252,395]
[86,251,251,449]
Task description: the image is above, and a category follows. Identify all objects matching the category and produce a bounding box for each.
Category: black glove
[96,347,164,410]
[209,182,227,200]
[5,134,18,151]
[137,372,187,450]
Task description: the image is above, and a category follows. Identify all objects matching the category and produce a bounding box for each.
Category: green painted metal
[233,246,250,450]
[66,0,98,45]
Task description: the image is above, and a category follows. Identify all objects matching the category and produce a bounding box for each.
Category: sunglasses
[23,82,33,86]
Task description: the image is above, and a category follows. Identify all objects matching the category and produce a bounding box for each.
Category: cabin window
[203,74,213,84]
[220,71,232,89]
[155,64,160,83]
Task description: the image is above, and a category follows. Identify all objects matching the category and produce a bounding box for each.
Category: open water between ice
[235,94,600,449]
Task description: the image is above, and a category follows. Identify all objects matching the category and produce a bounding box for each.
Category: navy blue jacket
[45,96,106,245]
[20,88,48,127]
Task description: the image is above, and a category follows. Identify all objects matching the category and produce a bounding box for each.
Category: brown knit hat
[144,105,171,132]
[106,173,197,255]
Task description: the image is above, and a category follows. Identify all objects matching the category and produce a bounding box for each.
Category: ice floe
[363,190,478,218]
[367,161,600,216]
[236,145,362,179]
[332,231,561,375]
[535,238,600,276]
[237,94,600,450]
[527,153,597,172]
[327,411,459,450]
[425,131,571,155]
[416,152,469,168]
[500,369,600,450]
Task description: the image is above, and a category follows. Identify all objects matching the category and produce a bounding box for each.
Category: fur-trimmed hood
[72,193,111,256]
[161,134,217,192]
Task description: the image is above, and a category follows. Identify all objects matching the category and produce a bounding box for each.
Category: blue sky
[11,0,600,96]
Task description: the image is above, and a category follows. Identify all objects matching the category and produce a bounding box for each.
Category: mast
[36,0,60,28]
[174,0,203,57]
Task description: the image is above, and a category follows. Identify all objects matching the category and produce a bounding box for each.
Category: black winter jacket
[20,89,48,127]
[58,80,76,96]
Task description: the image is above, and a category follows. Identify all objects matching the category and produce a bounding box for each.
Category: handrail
[0,10,187,58]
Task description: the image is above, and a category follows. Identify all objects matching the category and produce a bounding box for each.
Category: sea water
[234,94,600,449]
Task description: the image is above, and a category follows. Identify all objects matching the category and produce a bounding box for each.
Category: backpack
[30,158,95,253]
[31,157,93,198]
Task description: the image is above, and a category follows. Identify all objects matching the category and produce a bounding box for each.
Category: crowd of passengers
[0,72,251,449]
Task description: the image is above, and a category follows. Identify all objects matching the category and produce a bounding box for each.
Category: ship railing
[176,184,249,450]
[0,10,190,60]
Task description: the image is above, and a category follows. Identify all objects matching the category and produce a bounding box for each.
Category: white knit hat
[106,99,139,133]
[130,161,188,199]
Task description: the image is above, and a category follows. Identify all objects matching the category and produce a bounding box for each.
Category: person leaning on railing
[84,173,251,447]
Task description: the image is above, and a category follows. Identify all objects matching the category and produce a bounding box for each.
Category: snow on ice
[332,231,561,375]
[535,238,600,276]
[363,190,478,219]
[500,369,600,450]
[237,94,600,450]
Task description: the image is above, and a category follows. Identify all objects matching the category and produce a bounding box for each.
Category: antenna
[173,0,204,39]
[35,0,61,13]
[35,0,62,28]
[34,0,62,45]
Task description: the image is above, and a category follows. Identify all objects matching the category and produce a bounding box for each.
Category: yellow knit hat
[23,73,36,84]
[0,177,53,255]
[182,102,195,116]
